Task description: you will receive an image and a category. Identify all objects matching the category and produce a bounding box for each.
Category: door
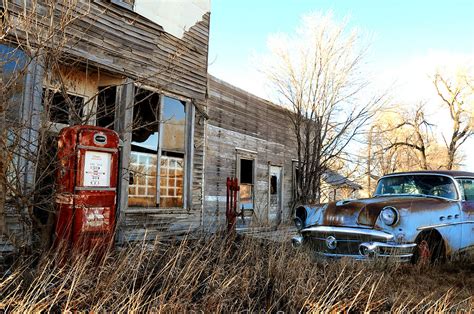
[269,166,283,224]
[457,178,474,253]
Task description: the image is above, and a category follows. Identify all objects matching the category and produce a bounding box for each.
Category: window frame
[128,88,194,209]
[235,148,257,211]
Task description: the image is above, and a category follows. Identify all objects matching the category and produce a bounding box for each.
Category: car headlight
[294,217,304,230]
[380,206,399,226]
[294,206,307,230]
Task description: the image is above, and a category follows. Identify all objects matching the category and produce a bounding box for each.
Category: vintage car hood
[320,196,450,227]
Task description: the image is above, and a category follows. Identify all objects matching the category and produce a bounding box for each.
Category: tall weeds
[1,233,473,312]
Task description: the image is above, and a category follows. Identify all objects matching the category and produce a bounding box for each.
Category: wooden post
[114,78,134,244]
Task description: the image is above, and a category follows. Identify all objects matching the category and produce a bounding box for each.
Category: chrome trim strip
[362,242,417,249]
[359,241,415,259]
[317,252,413,259]
[318,253,367,259]
[376,253,413,258]
[301,226,394,241]
[77,145,118,153]
[417,220,474,231]
[311,237,361,243]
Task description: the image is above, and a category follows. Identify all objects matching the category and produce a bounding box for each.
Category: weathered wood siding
[5,1,209,101]
[204,76,297,230]
[2,0,210,245]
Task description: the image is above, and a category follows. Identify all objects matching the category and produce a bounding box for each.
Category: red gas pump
[226,177,242,234]
[54,125,119,254]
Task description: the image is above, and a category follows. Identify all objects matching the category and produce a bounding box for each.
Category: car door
[456,178,474,253]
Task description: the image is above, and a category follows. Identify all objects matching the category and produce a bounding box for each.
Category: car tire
[411,231,446,265]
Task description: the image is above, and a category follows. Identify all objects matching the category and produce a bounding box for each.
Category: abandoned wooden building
[0,0,360,252]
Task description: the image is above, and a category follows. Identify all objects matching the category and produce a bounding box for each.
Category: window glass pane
[131,89,160,152]
[457,179,474,201]
[129,89,160,207]
[375,175,458,199]
[159,156,184,207]
[1,44,27,121]
[162,96,185,152]
[128,152,157,207]
[240,185,253,210]
[1,45,27,203]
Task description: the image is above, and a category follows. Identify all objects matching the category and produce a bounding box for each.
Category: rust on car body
[292,170,474,262]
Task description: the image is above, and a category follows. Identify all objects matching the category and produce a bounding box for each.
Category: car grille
[304,230,389,256]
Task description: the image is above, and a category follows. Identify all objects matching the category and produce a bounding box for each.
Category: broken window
[42,89,85,126]
[160,96,185,207]
[128,90,187,208]
[128,89,160,207]
[240,159,254,184]
[270,175,277,195]
[96,86,117,129]
[239,158,254,210]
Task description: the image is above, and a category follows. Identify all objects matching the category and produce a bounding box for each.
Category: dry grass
[1,233,473,312]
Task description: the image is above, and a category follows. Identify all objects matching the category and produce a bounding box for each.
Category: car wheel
[412,231,446,265]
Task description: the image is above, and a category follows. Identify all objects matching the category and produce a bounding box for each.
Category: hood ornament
[336,199,355,206]
[326,236,337,250]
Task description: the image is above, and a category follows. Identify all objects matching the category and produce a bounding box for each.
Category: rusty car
[292,171,474,263]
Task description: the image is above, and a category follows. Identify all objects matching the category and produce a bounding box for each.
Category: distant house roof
[322,169,362,190]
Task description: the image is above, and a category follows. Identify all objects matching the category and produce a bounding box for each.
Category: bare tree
[383,104,434,170]
[362,104,452,196]
[0,0,96,251]
[263,13,383,204]
[434,69,474,170]
[364,112,420,192]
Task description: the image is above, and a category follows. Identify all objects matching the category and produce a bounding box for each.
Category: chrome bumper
[291,226,417,261]
[358,241,417,259]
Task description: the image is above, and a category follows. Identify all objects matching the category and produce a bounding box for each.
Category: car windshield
[375,175,458,200]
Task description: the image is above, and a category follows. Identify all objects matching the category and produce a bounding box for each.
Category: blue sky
[208,0,474,170]
[209,0,473,80]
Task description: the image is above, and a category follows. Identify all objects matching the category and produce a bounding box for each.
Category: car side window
[456,179,474,201]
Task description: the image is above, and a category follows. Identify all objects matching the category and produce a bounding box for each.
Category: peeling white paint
[135,0,210,39]
[205,196,227,202]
